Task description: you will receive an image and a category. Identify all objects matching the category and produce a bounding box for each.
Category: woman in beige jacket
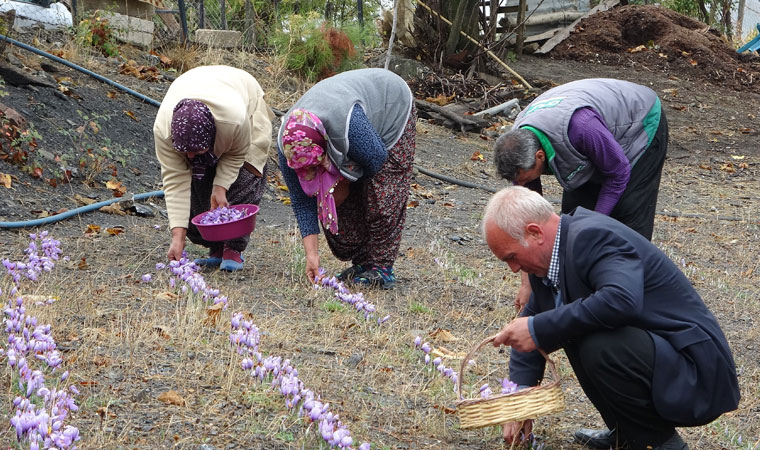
[153,65,273,271]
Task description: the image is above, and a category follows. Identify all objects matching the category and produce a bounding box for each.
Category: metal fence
[153,0,259,46]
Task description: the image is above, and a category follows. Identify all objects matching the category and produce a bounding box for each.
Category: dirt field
[0,5,759,449]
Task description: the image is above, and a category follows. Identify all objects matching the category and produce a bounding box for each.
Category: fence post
[177,0,189,44]
[199,0,205,29]
[357,0,363,28]
[221,0,227,29]
[515,0,526,55]
[245,0,254,46]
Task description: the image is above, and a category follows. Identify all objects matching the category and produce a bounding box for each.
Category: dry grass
[1,142,758,449]
[0,31,758,449]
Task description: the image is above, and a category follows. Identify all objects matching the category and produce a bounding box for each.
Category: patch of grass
[409,301,432,314]
[322,299,345,313]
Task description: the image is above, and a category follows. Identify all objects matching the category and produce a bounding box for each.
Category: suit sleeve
[508,293,548,386]
[532,227,645,351]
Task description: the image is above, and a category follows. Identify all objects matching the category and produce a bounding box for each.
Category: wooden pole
[515,0,526,54]
[416,0,532,89]
[736,0,746,42]
[385,0,400,70]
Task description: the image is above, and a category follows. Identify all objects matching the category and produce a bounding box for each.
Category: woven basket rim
[455,333,563,404]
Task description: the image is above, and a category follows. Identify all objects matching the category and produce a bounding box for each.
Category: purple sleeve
[567,107,631,215]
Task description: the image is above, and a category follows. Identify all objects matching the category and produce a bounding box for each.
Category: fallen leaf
[78,258,89,270]
[106,91,117,99]
[74,194,96,206]
[470,151,485,162]
[89,121,99,134]
[157,390,186,407]
[730,155,745,160]
[96,406,116,418]
[432,404,457,414]
[105,179,127,196]
[738,162,749,169]
[431,346,467,359]
[443,202,455,207]
[93,355,111,367]
[78,380,98,386]
[698,164,712,170]
[278,196,291,205]
[153,325,172,339]
[203,302,224,326]
[32,210,51,218]
[742,268,754,277]
[689,59,698,66]
[155,292,179,301]
[124,110,139,121]
[276,182,289,192]
[719,163,735,173]
[431,328,457,342]
[627,44,647,53]
[100,204,126,215]
[407,200,420,208]
[0,172,11,188]
[84,224,101,235]
[425,93,456,106]
[105,226,125,236]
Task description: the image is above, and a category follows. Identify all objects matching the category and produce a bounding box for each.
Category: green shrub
[270,12,366,81]
[74,14,119,57]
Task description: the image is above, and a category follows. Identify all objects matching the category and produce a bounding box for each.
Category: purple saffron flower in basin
[141,273,152,283]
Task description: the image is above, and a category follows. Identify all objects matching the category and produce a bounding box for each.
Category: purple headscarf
[281,109,343,234]
[171,99,218,180]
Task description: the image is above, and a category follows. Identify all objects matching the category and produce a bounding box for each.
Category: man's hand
[493,317,536,352]
[515,272,532,310]
[210,185,229,210]
[502,419,533,444]
[168,227,187,261]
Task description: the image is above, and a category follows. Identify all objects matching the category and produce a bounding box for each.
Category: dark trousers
[561,111,669,241]
[564,327,679,450]
[187,162,268,253]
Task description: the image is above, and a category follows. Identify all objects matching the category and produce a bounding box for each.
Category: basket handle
[456,334,560,401]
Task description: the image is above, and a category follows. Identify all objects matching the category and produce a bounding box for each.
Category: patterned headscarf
[171,99,218,180]
[281,109,343,234]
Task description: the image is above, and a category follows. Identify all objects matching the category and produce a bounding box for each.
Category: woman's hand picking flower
[210,185,229,210]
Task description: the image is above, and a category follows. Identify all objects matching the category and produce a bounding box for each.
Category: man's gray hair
[482,186,554,243]
[493,128,541,181]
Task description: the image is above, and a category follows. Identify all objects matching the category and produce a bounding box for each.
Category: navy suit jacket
[509,207,740,425]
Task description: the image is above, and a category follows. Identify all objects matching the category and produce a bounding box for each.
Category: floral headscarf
[282,109,343,234]
[171,99,218,180]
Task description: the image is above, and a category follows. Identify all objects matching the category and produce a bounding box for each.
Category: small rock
[344,352,363,369]
[128,203,155,217]
[146,54,160,66]
[198,445,217,450]
[6,54,23,67]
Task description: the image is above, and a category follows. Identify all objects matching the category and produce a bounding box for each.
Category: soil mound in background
[550,5,760,92]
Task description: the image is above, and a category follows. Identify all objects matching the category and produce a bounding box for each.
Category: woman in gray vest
[493,78,668,309]
[278,68,416,289]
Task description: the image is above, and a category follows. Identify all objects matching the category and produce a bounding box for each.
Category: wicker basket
[455,334,565,430]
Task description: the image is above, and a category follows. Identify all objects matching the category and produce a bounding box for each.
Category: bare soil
[0,6,759,449]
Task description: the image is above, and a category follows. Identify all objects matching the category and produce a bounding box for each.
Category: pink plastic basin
[191,204,259,242]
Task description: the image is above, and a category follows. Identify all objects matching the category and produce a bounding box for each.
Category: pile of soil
[550,5,760,92]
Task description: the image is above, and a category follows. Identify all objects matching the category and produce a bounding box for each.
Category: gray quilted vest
[513,78,661,190]
[278,68,413,181]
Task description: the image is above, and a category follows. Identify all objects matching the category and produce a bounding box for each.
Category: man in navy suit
[482,186,740,450]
